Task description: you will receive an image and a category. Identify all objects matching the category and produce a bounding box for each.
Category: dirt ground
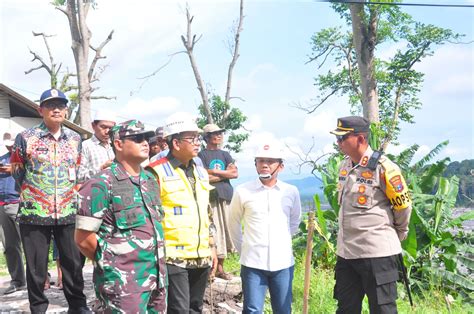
[0,264,244,313]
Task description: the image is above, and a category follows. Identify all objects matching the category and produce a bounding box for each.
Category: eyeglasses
[41,102,67,110]
[123,134,149,144]
[336,133,353,142]
[178,135,203,145]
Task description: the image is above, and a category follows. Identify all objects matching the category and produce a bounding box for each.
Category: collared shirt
[337,147,412,259]
[76,161,167,296]
[150,149,204,168]
[228,178,302,271]
[10,122,81,225]
[77,135,114,183]
[162,154,214,268]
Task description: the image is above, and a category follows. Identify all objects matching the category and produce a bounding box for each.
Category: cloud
[415,45,473,95]
[303,111,335,135]
[243,114,263,132]
[117,96,181,127]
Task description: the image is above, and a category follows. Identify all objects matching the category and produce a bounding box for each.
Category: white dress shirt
[228,178,301,271]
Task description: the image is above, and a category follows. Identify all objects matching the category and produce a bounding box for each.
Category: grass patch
[224,253,472,313]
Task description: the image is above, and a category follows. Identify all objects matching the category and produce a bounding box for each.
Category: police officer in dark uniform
[330,116,412,314]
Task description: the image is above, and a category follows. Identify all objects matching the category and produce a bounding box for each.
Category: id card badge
[68,166,76,182]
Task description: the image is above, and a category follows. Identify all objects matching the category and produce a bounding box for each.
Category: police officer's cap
[330,116,370,136]
[39,88,69,106]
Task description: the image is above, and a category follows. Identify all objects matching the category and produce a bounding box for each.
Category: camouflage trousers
[96,287,167,314]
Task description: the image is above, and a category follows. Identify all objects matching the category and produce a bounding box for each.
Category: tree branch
[88,30,114,82]
[130,51,186,96]
[293,86,343,114]
[91,95,116,100]
[224,0,244,109]
[181,5,212,123]
[25,49,52,75]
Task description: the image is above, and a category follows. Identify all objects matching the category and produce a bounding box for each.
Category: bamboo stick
[303,211,315,314]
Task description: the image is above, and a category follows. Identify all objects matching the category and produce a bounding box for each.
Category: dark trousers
[334,255,399,314]
[0,203,25,286]
[166,264,210,314]
[20,223,87,313]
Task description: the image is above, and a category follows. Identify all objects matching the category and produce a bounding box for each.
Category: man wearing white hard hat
[77,110,116,184]
[147,112,217,313]
[228,141,301,313]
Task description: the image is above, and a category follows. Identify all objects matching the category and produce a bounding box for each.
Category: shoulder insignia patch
[389,175,404,192]
[360,156,369,167]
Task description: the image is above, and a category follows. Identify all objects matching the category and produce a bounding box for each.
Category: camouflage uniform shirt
[76,161,167,313]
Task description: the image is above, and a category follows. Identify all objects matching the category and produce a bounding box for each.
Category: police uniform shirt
[337,147,412,259]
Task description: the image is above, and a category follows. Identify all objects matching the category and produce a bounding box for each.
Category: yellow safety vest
[148,158,213,259]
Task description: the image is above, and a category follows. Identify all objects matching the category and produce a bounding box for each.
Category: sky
[1,0,473,180]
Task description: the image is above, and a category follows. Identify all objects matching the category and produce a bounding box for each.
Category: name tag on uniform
[68,166,76,182]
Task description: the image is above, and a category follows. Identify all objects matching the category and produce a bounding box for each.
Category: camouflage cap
[110,119,155,141]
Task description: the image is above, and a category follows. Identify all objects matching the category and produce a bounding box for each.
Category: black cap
[330,116,370,136]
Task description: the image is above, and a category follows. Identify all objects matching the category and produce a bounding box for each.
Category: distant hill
[286,176,324,201]
[233,175,324,200]
[444,159,474,208]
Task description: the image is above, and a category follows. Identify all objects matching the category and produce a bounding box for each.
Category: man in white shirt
[228,142,301,314]
[77,112,116,183]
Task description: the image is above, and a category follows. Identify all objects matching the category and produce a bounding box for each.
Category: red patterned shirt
[10,122,82,225]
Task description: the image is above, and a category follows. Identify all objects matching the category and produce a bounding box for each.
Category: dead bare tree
[25,29,115,124]
[55,0,114,129]
[180,5,213,123]
[223,0,244,119]
[180,0,245,124]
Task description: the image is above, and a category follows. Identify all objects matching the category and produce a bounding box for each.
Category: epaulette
[378,155,399,175]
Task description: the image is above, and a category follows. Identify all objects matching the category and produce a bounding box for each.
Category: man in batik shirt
[75,120,167,313]
[10,88,88,313]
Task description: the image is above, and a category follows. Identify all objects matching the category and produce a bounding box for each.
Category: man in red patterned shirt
[11,88,89,313]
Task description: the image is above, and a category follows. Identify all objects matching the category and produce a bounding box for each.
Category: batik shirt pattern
[76,162,167,312]
[10,122,81,225]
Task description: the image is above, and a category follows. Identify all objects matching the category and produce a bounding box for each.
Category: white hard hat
[163,112,202,138]
[254,142,284,160]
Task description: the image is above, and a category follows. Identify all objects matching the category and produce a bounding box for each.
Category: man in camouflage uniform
[330,116,412,314]
[75,120,167,313]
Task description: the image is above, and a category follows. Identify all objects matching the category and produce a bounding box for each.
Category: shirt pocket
[113,205,147,230]
[351,183,374,209]
[161,177,186,195]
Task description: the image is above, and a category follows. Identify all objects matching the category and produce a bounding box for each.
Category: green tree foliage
[444,159,474,207]
[306,3,461,143]
[197,95,249,153]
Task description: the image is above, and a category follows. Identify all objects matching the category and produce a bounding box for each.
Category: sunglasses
[123,134,149,143]
[41,102,67,110]
[336,133,353,142]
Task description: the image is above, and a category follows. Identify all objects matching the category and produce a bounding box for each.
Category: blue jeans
[240,265,294,314]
